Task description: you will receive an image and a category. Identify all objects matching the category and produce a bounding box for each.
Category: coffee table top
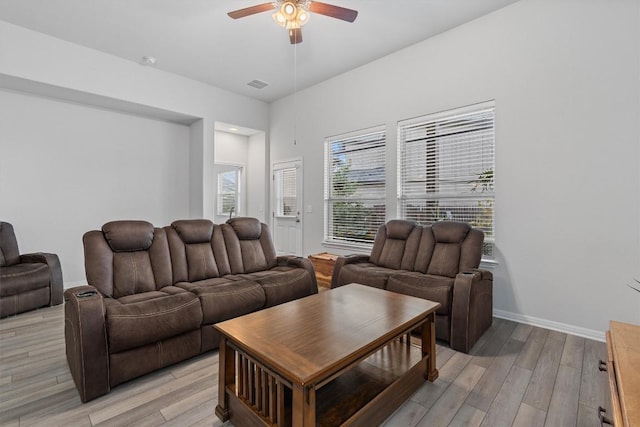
[215,283,440,386]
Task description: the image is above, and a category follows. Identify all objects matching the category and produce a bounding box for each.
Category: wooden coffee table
[214,283,441,426]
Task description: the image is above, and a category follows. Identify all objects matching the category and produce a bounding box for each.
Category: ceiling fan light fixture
[281,2,297,19]
[227,0,357,44]
[272,11,287,27]
[297,9,310,25]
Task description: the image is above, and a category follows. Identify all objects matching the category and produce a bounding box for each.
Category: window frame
[215,165,242,217]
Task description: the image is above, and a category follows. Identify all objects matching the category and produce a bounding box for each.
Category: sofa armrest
[276,256,319,294]
[450,269,494,353]
[64,285,110,402]
[20,252,63,305]
[330,254,370,288]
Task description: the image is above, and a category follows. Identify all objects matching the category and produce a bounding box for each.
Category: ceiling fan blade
[289,28,303,44]
[308,1,358,22]
[227,3,275,19]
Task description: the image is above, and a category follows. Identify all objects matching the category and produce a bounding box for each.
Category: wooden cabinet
[605,321,640,427]
[307,252,338,287]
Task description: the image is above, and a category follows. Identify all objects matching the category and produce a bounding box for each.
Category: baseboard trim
[493,309,605,342]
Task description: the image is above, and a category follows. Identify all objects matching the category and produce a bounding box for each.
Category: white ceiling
[0,0,520,103]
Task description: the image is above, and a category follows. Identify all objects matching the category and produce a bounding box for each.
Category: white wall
[215,131,249,165]
[213,130,268,223]
[0,89,190,284]
[269,0,640,336]
[0,20,269,220]
[0,20,269,287]
[247,133,268,223]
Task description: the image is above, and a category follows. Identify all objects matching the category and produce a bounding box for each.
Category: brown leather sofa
[0,221,63,317]
[331,220,492,353]
[64,217,317,402]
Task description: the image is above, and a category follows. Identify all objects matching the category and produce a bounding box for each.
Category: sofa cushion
[222,220,278,274]
[0,222,20,267]
[171,219,214,244]
[386,272,454,316]
[176,278,266,324]
[426,244,461,278]
[336,262,399,289]
[369,220,422,270]
[103,221,154,252]
[432,221,470,243]
[248,267,315,307]
[228,217,262,240]
[0,263,50,296]
[386,219,417,240]
[185,243,220,281]
[105,291,202,353]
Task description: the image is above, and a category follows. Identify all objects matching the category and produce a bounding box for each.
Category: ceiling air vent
[247,79,269,89]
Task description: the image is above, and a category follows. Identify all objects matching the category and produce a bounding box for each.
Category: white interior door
[272,160,303,255]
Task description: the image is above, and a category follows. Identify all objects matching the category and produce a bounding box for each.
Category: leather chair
[0,221,63,317]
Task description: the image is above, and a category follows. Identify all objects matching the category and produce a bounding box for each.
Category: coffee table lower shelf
[220,339,429,427]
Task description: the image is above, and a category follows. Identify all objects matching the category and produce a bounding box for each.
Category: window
[274,166,297,217]
[398,102,495,257]
[216,167,241,216]
[324,127,386,246]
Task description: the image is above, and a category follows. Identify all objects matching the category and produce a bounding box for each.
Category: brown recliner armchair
[331,220,493,353]
[0,221,63,317]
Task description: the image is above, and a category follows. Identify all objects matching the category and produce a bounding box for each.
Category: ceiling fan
[227,1,358,44]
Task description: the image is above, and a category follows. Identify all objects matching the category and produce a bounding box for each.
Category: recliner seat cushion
[386,272,454,316]
[105,292,202,353]
[0,263,50,295]
[248,267,315,307]
[337,263,399,289]
[176,279,265,324]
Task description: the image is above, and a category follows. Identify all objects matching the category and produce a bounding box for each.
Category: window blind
[324,127,386,246]
[398,102,495,256]
[274,166,297,217]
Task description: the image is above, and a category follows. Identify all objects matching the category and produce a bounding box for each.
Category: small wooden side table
[307,252,338,288]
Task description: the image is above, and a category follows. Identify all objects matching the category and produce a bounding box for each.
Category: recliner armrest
[64,285,110,402]
[450,269,493,353]
[276,256,319,294]
[20,252,63,305]
[330,254,370,288]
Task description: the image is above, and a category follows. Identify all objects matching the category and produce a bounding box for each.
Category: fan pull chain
[293,38,298,146]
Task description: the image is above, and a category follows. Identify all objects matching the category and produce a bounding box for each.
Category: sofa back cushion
[369,220,422,270]
[84,221,173,298]
[0,222,20,267]
[166,220,230,283]
[424,222,482,278]
[222,217,277,274]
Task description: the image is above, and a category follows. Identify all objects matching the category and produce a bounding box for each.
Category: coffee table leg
[215,335,235,421]
[292,384,316,426]
[422,312,439,382]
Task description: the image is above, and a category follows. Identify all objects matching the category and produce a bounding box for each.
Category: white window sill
[322,240,372,254]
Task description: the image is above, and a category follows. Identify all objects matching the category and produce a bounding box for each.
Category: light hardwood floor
[0,304,611,427]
